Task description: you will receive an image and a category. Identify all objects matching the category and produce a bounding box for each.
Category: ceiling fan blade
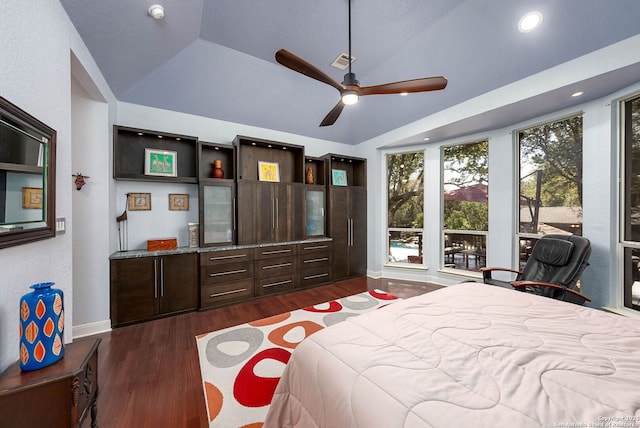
[276,49,344,92]
[320,101,345,127]
[359,76,448,96]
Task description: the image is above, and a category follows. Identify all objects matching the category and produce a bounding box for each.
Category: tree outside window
[442,141,488,272]
[518,114,583,267]
[387,152,424,264]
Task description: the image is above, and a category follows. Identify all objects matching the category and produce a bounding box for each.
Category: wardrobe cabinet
[324,154,367,280]
[110,253,198,327]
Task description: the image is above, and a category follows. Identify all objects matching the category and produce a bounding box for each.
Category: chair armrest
[511,280,591,304]
[479,267,521,281]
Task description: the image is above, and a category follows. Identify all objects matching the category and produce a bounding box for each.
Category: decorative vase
[306,166,314,184]
[19,282,64,371]
[212,160,224,179]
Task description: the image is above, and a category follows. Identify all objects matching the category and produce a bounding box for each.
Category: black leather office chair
[481,234,591,305]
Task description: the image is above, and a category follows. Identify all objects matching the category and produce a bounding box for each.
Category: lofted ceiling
[60,0,640,145]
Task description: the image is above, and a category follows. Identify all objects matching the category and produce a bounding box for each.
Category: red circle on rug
[234,348,291,407]
[303,300,342,313]
[369,289,399,300]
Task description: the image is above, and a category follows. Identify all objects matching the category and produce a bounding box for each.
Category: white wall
[0,1,116,371]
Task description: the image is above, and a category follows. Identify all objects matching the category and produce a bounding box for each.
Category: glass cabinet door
[202,184,234,245]
[306,189,325,237]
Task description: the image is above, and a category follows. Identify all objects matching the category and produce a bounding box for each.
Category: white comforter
[264,282,640,428]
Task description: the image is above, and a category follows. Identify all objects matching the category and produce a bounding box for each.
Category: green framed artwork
[144,148,177,177]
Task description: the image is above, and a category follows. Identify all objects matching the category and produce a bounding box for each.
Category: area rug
[195,289,399,428]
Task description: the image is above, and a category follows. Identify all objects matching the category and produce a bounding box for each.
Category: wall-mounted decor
[258,161,280,182]
[169,193,189,211]
[22,187,43,209]
[332,169,347,186]
[127,193,151,211]
[144,148,177,177]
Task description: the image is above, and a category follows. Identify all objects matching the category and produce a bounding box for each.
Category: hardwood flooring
[90,277,443,427]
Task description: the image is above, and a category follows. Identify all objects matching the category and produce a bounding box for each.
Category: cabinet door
[236,181,256,245]
[159,253,198,315]
[306,189,325,237]
[329,186,350,280]
[274,183,305,242]
[110,257,157,326]
[349,187,367,276]
[256,183,276,243]
[201,183,235,245]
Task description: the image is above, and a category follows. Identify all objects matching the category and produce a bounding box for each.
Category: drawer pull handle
[304,245,328,250]
[209,269,247,277]
[261,249,292,255]
[304,273,329,280]
[262,263,292,270]
[210,288,247,298]
[304,257,329,264]
[208,254,247,261]
[263,279,292,288]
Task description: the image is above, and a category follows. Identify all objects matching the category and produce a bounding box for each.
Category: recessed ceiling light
[423,137,430,141]
[571,91,584,98]
[518,11,542,32]
[148,4,165,20]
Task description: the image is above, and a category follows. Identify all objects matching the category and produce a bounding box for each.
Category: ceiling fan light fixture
[342,91,359,105]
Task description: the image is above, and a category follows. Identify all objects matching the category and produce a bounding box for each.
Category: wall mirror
[0,95,56,249]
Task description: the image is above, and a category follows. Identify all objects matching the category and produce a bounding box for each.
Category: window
[442,140,488,272]
[621,94,640,311]
[517,114,583,268]
[387,152,424,265]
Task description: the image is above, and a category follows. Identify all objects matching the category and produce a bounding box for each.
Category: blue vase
[19,282,64,371]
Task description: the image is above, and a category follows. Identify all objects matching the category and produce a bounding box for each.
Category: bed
[264,282,640,427]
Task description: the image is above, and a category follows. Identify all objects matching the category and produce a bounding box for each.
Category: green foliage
[387,152,424,228]
[443,141,488,230]
[519,115,583,207]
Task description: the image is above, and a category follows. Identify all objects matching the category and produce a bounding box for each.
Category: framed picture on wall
[127,193,151,211]
[332,169,347,186]
[258,161,280,182]
[22,187,43,209]
[144,149,177,177]
[169,194,189,211]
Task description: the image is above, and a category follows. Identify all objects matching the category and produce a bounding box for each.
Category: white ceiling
[60,0,640,145]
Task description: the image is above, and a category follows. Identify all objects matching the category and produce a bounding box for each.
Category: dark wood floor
[90,277,443,428]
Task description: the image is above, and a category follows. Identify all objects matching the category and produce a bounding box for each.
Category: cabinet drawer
[201,279,254,308]
[255,244,296,259]
[255,256,296,276]
[298,250,331,266]
[297,265,333,288]
[255,274,295,296]
[298,242,332,255]
[200,248,254,267]
[201,261,254,285]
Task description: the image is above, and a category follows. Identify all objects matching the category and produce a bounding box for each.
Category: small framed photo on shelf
[258,161,280,182]
[168,193,189,211]
[128,192,151,211]
[144,148,177,177]
[332,169,347,186]
[22,187,43,209]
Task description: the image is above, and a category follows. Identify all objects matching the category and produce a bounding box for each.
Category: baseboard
[72,320,111,339]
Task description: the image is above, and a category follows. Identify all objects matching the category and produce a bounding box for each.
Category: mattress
[264,282,640,428]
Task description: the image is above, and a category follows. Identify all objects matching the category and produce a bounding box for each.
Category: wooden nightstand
[0,338,100,428]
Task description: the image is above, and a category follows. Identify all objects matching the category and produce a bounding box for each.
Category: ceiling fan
[275,0,448,127]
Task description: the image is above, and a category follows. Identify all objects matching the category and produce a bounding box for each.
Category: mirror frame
[0,96,56,249]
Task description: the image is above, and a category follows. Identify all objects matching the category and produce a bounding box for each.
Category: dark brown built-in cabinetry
[235,136,305,245]
[110,253,198,327]
[0,338,100,428]
[113,125,198,183]
[324,154,367,280]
